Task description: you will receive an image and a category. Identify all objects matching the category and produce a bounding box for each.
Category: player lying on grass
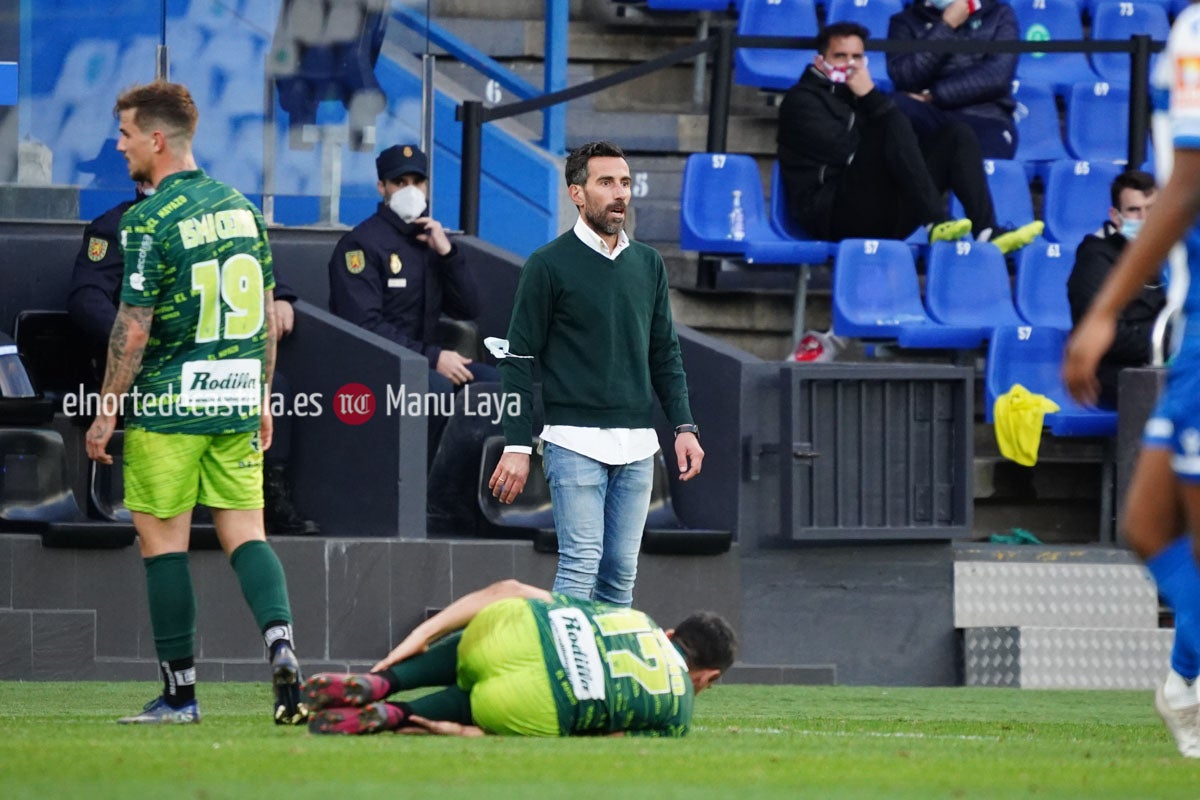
[303,579,736,736]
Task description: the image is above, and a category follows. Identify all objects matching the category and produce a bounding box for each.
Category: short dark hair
[817,22,870,56]
[1110,169,1157,208]
[114,81,199,146]
[672,612,737,673]
[565,140,625,188]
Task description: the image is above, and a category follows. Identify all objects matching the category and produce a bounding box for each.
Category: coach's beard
[586,203,626,236]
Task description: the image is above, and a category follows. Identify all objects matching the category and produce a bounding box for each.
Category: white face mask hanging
[389,184,427,223]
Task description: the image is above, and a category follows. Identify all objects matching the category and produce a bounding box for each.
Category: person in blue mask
[1067,169,1164,409]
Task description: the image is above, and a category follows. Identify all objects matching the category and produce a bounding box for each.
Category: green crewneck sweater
[499,230,694,448]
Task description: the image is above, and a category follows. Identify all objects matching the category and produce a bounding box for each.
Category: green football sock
[144,552,196,663]
[382,630,463,690]
[229,540,293,631]
[404,687,473,725]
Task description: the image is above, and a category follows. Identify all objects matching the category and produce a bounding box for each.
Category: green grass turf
[1,682,1198,799]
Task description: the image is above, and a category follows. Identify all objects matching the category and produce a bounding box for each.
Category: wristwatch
[674,423,700,438]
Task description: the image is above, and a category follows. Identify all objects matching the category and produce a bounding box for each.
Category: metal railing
[456,27,1163,237]
[390,2,567,153]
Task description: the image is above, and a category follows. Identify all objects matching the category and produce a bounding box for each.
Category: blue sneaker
[272,643,308,725]
[117,696,200,724]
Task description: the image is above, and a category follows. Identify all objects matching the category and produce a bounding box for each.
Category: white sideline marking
[694,725,1001,742]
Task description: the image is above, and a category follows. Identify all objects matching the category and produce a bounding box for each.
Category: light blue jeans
[542,442,654,607]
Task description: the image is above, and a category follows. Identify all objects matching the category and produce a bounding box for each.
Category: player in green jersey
[302,579,736,737]
[84,81,306,726]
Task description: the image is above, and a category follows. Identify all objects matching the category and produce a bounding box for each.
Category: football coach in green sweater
[488,141,703,607]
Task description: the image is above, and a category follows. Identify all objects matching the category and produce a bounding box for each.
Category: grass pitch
[1,682,1197,799]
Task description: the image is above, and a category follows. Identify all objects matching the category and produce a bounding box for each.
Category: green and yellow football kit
[118,169,274,515]
[458,594,694,736]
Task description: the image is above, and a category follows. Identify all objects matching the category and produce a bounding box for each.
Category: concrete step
[954,554,1157,630]
[973,455,1105,502]
[431,0,585,20]
[433,16,697,62]
[963,625,1172,689]
[972,498,1107,545]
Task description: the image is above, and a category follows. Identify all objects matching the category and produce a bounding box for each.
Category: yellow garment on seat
[993,383,1061,467]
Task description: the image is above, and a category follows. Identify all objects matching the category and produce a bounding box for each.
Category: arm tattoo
[99,303,153,403]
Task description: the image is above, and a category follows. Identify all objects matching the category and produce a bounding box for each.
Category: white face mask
[388,184,427,223]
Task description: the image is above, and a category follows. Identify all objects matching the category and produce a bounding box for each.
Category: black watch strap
[674,423,699,438]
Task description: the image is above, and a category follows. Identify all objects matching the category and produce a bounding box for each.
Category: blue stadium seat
[1065,81,1133,163]
[183,0,249,33]
[1083,0,1172,14]
[985,325,1118,436]
[1015,238,1075,329]
[823,0,903,92]
[831,238,934,339]
[51,39,121,103]
[680,153,767,254]
[1009,0,1100,95]
[647,0,732,8]
[680,153,831,263]
[1012,81,1071,173]
[734,0,819,91]
[922,241,1025,346]
[112,36,159,93]
[1090,1,1170,86]
[1042,159,1125,247]
[951,158,1036,229]
[832,239,981,347]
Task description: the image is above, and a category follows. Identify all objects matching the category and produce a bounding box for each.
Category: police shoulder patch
[346,250,366,274]
[87,237,109,262]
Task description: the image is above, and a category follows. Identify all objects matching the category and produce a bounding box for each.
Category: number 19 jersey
[119,169,275,434]
[531,594,695,737]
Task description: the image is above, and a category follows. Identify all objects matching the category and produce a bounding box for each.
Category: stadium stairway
[425,0,796,334]
[955,544,1171,689]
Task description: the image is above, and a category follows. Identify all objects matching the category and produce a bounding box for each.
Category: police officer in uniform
[328,144,498,449]
[68,186,149,355]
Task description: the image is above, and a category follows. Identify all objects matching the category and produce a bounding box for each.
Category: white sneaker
[1155,683,1200,758]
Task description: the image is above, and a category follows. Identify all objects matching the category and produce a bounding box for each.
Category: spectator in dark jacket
[778,21,1041,251]
[887,0,1019,159]
[1068,170,1164,409]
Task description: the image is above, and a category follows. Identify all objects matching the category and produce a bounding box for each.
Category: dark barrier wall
[0,220,84,333]
[1117,367,1167,546]
[668,330,762,539]
[278,302,428,537]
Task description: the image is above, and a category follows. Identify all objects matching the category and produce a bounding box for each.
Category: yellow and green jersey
[530,594,695,736]
[119,169,274,434]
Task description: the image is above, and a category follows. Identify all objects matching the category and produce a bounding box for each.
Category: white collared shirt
[504,216,660,465]
[571,214,631,261]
